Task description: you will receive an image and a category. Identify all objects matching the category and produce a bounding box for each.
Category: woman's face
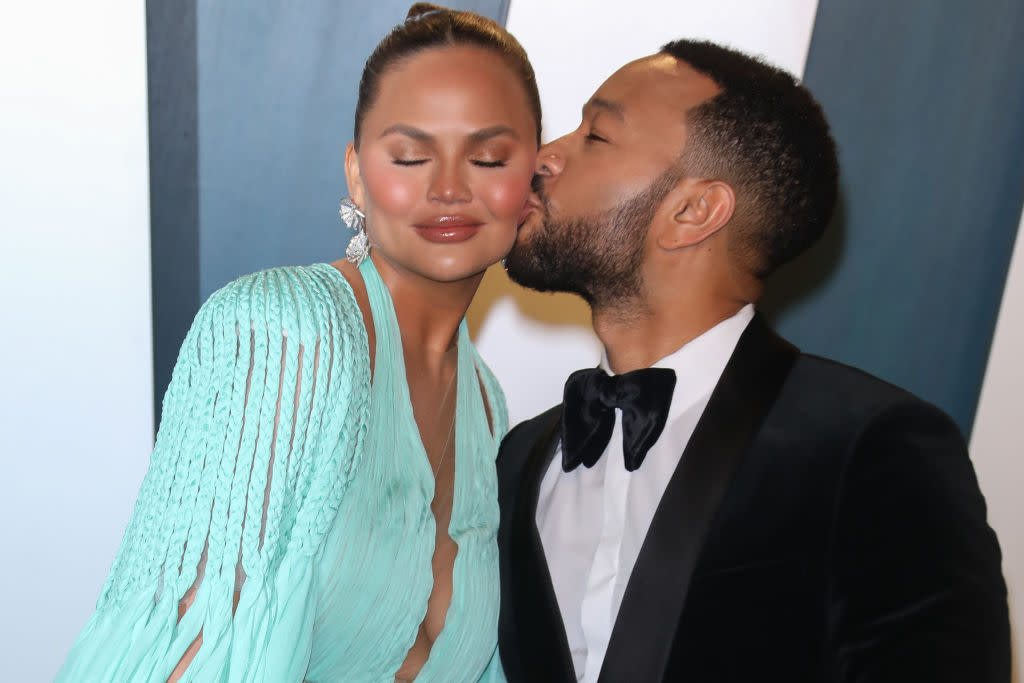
[346,45,539,284]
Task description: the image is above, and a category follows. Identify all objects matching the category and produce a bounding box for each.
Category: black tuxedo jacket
[496,315,1009,682]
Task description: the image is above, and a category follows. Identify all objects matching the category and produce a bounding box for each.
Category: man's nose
[535,142,565,177]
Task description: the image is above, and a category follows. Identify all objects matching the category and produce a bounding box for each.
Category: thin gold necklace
[430,367,457,479]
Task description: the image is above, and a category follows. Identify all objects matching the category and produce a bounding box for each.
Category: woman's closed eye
[391,157,507,167]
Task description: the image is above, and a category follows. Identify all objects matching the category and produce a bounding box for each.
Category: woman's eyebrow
[379,124,432,141]
[377,124,518,143]
[467,125,518,143]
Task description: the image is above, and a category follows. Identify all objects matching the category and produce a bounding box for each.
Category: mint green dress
[58,259,508,682]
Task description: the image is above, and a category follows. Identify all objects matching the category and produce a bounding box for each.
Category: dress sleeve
[58,266,370,683]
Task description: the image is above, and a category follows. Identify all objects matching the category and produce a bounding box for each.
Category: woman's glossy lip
[414,223,483,243]
[412,214,484,229]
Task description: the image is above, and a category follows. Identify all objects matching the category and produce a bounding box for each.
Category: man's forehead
[591,54,721,119]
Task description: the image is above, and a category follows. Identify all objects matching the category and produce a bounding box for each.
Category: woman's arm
[59,265,370,682]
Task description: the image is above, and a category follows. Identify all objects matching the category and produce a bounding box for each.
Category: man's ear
[655,178,735,250]
[344,142,366,207]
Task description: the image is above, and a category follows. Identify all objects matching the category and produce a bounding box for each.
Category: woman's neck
[370,253,483,369]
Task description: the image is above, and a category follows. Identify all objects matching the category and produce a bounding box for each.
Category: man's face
[506,55,720,307]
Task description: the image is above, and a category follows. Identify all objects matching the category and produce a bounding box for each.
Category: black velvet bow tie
[561,367,677,473]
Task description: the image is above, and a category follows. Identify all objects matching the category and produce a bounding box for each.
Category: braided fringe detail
[60,264,369,682]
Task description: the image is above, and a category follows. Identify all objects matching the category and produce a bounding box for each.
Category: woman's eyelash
[391,159,506,167]
[586,133,607,143]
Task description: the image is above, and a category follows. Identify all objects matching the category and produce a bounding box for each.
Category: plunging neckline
[308,259,502,682]
[356,257,470,680]
[358,256,465,504]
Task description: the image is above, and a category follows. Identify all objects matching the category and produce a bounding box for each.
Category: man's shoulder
[790,352,921,402]
[779,351,960,439]
[738,314,936,419]
[498,404,562,471]
[503,404,562,448]
[792,352,913,392]
[739,317,941,424]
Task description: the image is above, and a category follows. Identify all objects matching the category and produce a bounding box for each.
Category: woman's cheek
[482,167,534,220]
[364,166,420,216]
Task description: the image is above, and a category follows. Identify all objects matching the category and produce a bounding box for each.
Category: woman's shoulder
[197,262,365,345]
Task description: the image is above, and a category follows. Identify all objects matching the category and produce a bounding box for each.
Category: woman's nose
[429,162,471,203]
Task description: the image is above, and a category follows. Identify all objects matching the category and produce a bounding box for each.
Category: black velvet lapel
[508,410,578,682]
[597,314,799,682]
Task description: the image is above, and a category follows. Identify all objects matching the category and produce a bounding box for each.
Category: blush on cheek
[482,170,534,220]
[364,167,419,215]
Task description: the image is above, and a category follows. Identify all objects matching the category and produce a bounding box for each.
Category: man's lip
[413,214,484,228]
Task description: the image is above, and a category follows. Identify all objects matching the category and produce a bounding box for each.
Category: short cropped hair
[661,40,839,277]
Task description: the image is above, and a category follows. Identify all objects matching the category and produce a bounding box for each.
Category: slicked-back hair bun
[406,2,445,20]
[353,4,541,147]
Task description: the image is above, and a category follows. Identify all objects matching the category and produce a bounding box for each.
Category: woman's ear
[656,178,736,250]
[344,142,365,207]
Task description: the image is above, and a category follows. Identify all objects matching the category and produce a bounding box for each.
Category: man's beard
[505,172,677,310]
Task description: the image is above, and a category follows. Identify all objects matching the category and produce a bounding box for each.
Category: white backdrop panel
[0,2,153,679]
[971,207,1024,681]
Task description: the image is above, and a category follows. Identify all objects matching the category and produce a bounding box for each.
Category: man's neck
[592,297,750,374]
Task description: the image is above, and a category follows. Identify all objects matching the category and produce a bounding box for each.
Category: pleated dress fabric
[57,259,508,682]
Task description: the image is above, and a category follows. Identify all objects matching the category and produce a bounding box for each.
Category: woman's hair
[353,3,541,147]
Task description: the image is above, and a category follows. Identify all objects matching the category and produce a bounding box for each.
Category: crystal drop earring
[339,197,368,264]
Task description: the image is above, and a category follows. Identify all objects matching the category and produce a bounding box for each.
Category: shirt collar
[599,304,755,422]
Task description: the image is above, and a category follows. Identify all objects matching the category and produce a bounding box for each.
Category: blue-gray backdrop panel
[148,0,199,426]
[762,0,1024,435]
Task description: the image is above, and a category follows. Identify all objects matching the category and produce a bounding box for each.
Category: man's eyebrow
[584,97,626,120]
[378,124,519,143]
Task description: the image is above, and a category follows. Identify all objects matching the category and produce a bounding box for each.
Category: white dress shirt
[535,304,755,682]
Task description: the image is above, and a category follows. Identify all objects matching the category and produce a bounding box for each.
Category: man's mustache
[530,173,545,197]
